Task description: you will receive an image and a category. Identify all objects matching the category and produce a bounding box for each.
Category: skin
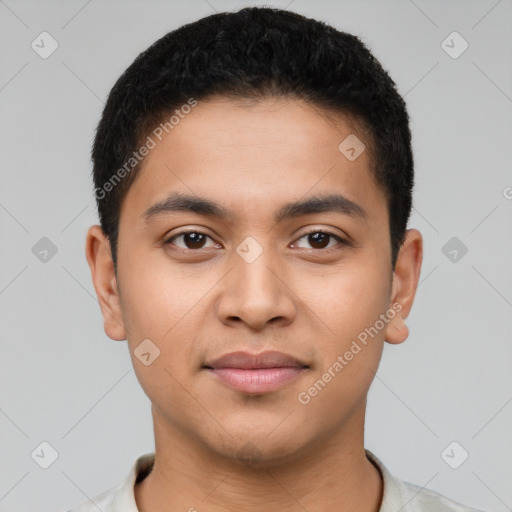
[86,96,422,512]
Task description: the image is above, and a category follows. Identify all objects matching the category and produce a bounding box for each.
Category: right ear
[85,225,126,341]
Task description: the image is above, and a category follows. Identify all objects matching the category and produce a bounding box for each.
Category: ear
[384,228,423,345]
[85,225,126,341]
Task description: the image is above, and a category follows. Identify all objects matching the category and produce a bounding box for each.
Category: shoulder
[63,485,117,512]
[365,449,487,512]
[63,452,155,512]
[400,479,487,512]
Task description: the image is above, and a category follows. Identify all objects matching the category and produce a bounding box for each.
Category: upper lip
[204,350,308,370]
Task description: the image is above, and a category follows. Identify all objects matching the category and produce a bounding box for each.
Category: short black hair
[92,6,414,272]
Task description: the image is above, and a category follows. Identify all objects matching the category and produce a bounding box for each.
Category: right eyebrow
[142,192,233,223]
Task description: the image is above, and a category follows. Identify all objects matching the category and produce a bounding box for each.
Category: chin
[205,426,312,470]
[233,443,303,469]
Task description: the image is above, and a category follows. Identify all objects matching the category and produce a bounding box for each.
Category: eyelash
[164,229,347,251]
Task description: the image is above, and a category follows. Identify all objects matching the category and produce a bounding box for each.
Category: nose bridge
[234,236,280,301]
[217,236,295,328]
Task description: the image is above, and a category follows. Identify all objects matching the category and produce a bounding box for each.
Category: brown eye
[165,231,217,250]
[307,232,329,249]
[293,231,345,250]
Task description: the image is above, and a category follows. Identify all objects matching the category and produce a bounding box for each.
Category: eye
[292,230,346,250]
[164,229,347,251]
[164,230,219,250]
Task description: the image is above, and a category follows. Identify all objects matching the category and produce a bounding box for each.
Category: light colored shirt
[67,449,485,512]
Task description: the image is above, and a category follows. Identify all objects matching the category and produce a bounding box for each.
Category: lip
[204,350,308,394]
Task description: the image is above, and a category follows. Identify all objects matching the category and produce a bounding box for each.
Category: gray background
[1,0,511,511]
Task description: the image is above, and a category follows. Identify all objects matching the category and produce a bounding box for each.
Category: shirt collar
[110,449,406,512]
[109,452,155,512]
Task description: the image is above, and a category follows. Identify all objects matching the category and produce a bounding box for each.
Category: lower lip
[208,367,305,394]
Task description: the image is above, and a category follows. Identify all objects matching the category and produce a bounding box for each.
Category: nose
[216,244,297,331]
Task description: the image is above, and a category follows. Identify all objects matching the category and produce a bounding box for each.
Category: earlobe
[384,308,410,344]
[85,225,127,341]
[384,229,423,345]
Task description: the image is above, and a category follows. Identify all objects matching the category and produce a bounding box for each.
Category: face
[87,96,422,467]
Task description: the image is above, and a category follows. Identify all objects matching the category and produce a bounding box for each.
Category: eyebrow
[142,191,368,224]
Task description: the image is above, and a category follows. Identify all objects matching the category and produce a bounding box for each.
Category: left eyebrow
[142,191,368,223]
[274,194,368,223]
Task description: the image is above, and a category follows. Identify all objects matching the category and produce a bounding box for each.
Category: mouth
[203,350,309,394]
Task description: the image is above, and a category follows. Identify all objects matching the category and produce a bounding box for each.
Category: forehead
[120,96,387,228]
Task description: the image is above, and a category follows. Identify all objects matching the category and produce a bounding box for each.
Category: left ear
[384,228,423,344]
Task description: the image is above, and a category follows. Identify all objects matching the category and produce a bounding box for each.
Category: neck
[135,406,382,512]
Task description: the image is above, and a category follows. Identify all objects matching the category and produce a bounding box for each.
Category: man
[72,6,484,512]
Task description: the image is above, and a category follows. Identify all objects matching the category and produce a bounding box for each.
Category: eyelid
[164,224,216,239]
[294,225,349,241]
[296,226,345,238]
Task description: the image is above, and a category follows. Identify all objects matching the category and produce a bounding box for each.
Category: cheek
[119,266,204,416]
[118,255,215,387]
[119,253,198,340]
[293,257,390,403]
[296,258,391,342]
[295,265,388,416]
